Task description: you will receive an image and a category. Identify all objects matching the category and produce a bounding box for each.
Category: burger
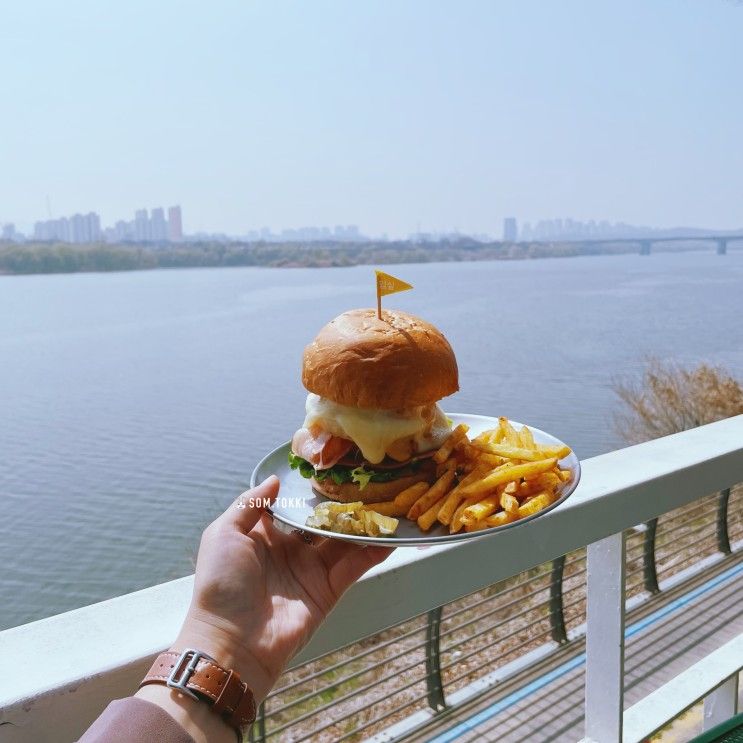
[289,308,459,503]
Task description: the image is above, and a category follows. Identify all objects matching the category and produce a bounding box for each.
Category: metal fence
[249,484,742,743]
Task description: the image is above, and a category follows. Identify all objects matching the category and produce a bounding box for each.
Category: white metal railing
[1,415,742,742]
[621,634,742,742]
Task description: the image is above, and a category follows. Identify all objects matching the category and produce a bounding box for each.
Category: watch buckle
[166,648,214,701]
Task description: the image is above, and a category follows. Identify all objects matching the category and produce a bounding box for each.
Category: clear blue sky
[2,0,742,237]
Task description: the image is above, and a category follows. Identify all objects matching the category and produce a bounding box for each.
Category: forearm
[134,685,236,743]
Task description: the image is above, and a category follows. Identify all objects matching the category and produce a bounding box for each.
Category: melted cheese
[303,393,450,464]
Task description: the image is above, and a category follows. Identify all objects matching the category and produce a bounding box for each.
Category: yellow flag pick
[375,270,413,319]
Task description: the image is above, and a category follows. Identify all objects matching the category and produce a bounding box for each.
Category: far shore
[0,238,724,276]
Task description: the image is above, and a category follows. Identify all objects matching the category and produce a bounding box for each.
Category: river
[1,250,742,629]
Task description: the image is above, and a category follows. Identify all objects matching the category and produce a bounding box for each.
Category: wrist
[173,611,275,702]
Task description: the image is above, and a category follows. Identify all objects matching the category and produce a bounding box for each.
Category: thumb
[227,475,280,534]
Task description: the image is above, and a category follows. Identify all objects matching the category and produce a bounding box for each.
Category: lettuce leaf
[288,453,354,483]
[288,452,316,479]
[288,453,420,488]
[350,466,373,490]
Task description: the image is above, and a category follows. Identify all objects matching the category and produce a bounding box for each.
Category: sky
[2,0,743,238]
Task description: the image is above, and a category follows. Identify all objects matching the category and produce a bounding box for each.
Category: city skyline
[2,203,377,244]
[10,200,743,244]
[5,207,743,244]
[21,205,184,244]
[1,2,742,237]
[4,205,741,246]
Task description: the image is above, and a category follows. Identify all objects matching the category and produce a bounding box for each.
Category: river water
[1,251,742,630]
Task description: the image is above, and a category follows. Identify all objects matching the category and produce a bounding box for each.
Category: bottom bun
[312,460,436,504]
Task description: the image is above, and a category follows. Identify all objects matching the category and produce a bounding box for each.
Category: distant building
[518,217,668,242]
[503,217,518,242]
[31,212,99,243]
[57,217,70,242]
[315,224,361,241]
[168,205,183,242]
[2,223,16,241]
[233,224,370,243]
[86,212,101,242]
[150,207,168,242]
[134,209,149,242]
[113,220,134,242]
[70,214,85,243]
[34,218,55,241]
[28,205,186,244]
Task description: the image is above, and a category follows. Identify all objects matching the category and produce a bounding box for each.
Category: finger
[290,528,318,546]
[226,475,280,534]
[318,540,394,598]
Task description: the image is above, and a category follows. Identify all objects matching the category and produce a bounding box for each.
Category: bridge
[517,234,743,255]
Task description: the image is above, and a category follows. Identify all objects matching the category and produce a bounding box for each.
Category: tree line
[0,240,639,275]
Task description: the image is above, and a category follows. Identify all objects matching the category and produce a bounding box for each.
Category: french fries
[518,424,535,449]
[467,510,518,532]
[417,419,571,534]
[435,457,458,478]
[471,441,571,462]
[417,495,447,531]
[436,469,482,526]
[459,458,558,497]
[501,417,520,446]
[407,468,456,520]
[500,492,520,515]
[312,418,573,539]
[362,500,407,517]
[392,481,429,512]
[461,490,503,525]
[439,420,571,533]
[450,496,483,533]
[433,424,469,463]
[518,492,555,517]
[485,510,518,528]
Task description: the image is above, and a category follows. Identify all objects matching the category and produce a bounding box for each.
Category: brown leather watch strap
[139,649,256,736]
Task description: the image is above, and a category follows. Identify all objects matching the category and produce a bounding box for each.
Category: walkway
[401,555,743,742]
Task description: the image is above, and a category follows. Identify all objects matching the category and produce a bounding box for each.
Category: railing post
[584,531,626,743]
[425,607,446,712]
[248,701,266,743]
[642,519,660,594]
[716,488,732,554]
[704,674,739,730]
[549,556,568,643]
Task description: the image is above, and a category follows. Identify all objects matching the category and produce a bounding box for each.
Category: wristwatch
[139,648,256,740]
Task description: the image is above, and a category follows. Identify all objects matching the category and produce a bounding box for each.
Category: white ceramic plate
[250,413,581,547]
